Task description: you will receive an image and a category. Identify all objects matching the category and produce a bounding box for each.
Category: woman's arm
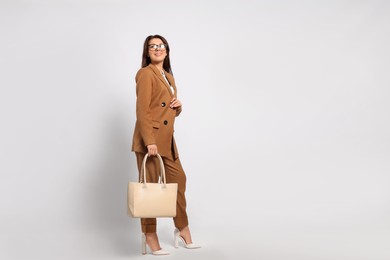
[135,69,156,146]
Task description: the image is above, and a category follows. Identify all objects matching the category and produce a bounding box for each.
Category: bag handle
[139,153,167,185]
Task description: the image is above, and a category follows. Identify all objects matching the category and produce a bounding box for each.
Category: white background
[1,1,389,259]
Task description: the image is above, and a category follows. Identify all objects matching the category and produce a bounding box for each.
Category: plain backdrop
[1,1,389,259]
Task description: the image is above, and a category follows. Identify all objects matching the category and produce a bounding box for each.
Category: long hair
[141,35,172,74]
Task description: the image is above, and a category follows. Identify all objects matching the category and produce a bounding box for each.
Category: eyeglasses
[148,44,167,51]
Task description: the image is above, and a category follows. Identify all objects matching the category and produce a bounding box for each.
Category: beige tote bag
[128,153,178,218]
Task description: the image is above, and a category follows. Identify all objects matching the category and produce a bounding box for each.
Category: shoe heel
[141,234,147,255]
[173,228,201,249]
[174,235,179,248]
[174,228,180,248]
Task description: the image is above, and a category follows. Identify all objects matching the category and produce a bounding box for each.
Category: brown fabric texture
[131,64,181,159]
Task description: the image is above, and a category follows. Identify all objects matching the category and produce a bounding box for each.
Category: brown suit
[132,64,182,159]
[131,64,188,233]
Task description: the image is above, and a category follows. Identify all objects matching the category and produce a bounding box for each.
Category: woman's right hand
[147,144,158,156]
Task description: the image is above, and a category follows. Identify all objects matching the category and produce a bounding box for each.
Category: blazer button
[161,102,166,107]
[164,120,168,125]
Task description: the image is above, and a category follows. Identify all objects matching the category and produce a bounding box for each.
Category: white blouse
[161,71,175,95]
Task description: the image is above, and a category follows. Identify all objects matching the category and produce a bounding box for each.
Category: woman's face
[148,38,167,65]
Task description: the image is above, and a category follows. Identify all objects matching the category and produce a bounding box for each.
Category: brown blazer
[131,64,182,159]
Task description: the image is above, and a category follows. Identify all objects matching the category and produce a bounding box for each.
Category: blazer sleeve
[175,84,182,117]
[135,69,155,146]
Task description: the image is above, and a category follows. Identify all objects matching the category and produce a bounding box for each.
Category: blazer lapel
[148,64,175,98]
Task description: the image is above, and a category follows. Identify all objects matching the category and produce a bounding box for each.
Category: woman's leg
[163,156,195,243]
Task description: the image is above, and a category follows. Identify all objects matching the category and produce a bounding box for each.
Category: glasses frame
[148,44,167,51]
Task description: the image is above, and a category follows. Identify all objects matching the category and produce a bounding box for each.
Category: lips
[153,53,164,59]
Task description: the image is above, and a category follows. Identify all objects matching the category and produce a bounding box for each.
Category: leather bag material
[128,154,178,218]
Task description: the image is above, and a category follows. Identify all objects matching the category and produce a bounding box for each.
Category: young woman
[132,35,201,255]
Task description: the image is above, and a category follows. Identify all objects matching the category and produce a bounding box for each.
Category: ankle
[178,227,192,244]
[144,233,161,251]
[144,232,155,237]
[179,226,190,235]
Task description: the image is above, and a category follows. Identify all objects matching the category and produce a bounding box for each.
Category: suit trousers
[135,152,189,233]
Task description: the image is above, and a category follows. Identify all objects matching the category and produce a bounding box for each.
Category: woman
[132,35,201,255]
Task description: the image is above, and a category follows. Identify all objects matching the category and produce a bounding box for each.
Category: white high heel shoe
[142,233,170,256]
[174,228,201,249]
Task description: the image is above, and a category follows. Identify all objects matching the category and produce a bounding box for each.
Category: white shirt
[161,71,175,95]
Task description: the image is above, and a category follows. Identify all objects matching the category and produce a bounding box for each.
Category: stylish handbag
[127,153,178,218]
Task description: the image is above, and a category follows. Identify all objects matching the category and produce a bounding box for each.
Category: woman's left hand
[170,97,182,109]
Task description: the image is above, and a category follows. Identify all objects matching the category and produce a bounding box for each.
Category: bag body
[128,153,178,218]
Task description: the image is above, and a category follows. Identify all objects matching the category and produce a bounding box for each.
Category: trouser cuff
[142,224,157,233]
[174,217,189,230]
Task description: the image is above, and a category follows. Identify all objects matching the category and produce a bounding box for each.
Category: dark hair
[141,35,172,74]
